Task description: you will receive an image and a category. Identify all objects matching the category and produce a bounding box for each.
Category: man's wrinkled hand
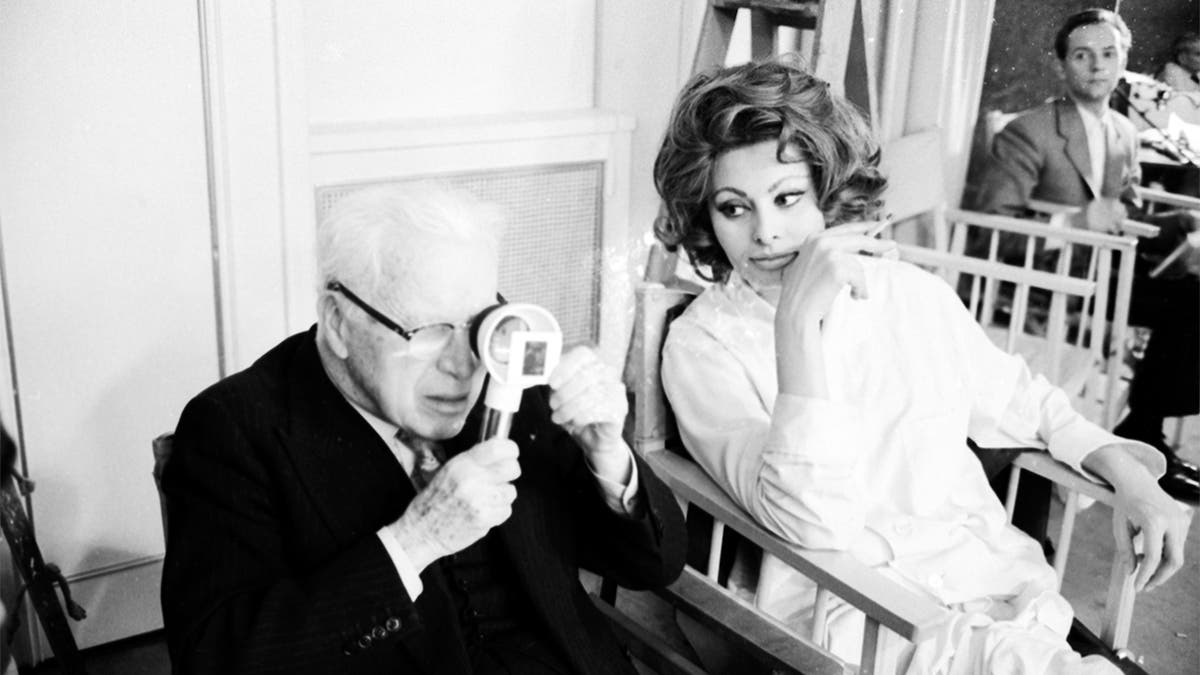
[389,439,520,571]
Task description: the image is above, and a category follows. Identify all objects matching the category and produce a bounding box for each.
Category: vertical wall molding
[199,0,314,373]
[196,0,229,378]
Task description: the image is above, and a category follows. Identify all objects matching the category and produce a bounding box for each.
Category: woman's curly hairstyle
[653,57,887,282]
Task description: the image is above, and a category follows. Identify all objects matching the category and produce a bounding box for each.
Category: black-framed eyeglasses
[326,281,505,356]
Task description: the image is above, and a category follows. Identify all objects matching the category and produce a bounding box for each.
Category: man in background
[1158,32,1200,93]
[161,183,686,674]
[976,8,1199,505]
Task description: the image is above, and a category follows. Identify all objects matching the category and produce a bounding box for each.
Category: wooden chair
[620,271,1149,668]
[882,130,1140,431]
[1,471,87,673]
[897,211,1139,431]
[883,129,1150,651]
[891,237,1143,650]
[621,283,947,674]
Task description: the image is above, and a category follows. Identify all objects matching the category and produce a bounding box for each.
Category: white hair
[316,181,504,316]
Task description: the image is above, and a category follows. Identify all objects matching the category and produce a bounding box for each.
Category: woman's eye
[777,192,804,207]
[716,202,747,218]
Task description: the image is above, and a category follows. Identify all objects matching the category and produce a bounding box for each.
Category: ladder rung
[712,0,819,28]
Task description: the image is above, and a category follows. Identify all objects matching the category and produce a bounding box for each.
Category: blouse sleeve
[661,317,869,550]
[926,276,1165,480]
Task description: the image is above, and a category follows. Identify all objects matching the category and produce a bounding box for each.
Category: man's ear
[1052,58,1066,82]
[318,293,352,360]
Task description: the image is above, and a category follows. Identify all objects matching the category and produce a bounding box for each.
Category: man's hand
[388,439,520,571]
[547,346,632,484]
[1081,197,1127,233]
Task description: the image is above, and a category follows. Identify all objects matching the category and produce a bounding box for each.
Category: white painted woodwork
[0,0,218,659]
[303,1,597,125]
[200,0,314,371]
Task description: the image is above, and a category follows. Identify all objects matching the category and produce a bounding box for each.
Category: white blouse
[661,257,1160,672]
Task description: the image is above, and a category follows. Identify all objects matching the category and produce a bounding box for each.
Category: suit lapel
[275,329,413,545]
[1056,99,1100,199]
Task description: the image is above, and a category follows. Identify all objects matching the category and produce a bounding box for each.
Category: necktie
[396,429,444,491]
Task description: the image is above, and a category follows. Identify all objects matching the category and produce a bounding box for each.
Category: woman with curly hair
[654,57,1184,674]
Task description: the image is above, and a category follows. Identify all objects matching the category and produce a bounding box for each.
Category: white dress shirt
[1075,102,1113,197]
[661,258,1161,673]
[345,399,641,600]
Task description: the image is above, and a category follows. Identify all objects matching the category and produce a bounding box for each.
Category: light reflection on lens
[489,316,530,364]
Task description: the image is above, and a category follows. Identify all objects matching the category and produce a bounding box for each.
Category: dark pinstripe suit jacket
[161,328,686,674]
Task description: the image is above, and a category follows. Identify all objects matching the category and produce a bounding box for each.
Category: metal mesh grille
[315,162,603,345]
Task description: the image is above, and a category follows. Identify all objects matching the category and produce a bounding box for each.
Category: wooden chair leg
[1,480,87,674]
[1101,551,1136,652]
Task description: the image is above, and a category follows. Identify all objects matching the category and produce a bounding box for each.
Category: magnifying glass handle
[480,408,513,441]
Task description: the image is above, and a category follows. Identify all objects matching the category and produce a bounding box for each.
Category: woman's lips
[749,251,798,272]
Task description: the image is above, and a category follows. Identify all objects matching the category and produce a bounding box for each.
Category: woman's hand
[1084,442,1190,591]
[775,223,897,334]
[1110,471,1189,591]
[773,223,895,399]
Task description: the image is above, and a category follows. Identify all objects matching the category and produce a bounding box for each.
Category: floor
[19,418,1200,674]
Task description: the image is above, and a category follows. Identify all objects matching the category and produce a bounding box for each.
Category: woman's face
[708,140,825,293]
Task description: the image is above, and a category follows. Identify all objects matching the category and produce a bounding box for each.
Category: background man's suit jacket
[161,328,687,674]
[976,96,1141,214]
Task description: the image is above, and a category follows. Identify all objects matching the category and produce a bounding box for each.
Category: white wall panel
[0,0,218,654]
[305,0,596,125]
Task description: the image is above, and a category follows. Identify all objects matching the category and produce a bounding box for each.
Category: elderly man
[161,183,686,674]
[975,8,1199,504]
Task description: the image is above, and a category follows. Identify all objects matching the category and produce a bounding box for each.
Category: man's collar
[344,396,399,445]
[1072,99,1112,126]
[1066,94,1113,125]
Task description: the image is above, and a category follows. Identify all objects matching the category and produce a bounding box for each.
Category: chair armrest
[590,595,710,675]
[1136,185,1200,210]
[1011,452,1115,507]
[659,567,854,675]
[643,449,947,644]
[1021,200,1161,239]
[1119,219,1161,239]
[1025,199,1080,216]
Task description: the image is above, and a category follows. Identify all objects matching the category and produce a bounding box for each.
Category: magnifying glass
[470,303,562,440]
